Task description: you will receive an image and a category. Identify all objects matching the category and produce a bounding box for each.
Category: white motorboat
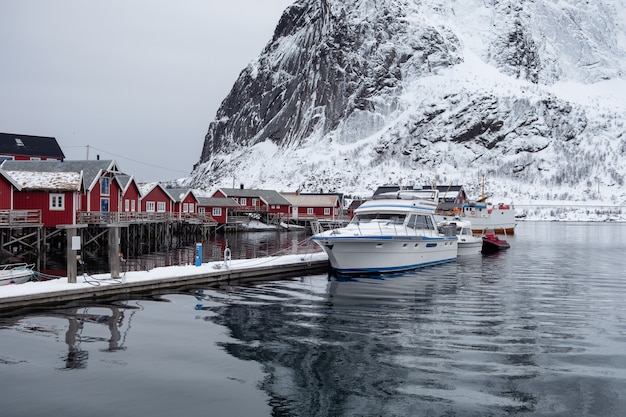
[438,219,482,256]
[0,263,35,286]
[311,195,457,274]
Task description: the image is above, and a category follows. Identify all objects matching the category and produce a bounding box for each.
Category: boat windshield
[406,213,436,230]
[351,213,406,225]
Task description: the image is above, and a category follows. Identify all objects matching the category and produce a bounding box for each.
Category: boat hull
[312,235,457,274]
[457,240,482,256]
[481,235,510,253]
[0,269,33,286]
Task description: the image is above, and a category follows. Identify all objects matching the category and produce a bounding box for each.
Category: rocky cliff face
[188,0,626,201]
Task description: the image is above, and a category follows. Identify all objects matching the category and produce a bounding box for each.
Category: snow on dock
[0,253,329,312]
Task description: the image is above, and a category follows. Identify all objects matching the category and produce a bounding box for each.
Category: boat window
[352,213,404,224]
[407,214,431,229]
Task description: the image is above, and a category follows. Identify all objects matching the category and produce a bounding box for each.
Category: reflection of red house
[197,197,240,224]
[7,169,82,227]
[140,183,174,214]
[212,187,291,217]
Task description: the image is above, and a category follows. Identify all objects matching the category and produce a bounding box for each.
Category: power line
[70,145,191,175]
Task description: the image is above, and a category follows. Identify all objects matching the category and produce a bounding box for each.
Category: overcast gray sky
[0,0,294,183]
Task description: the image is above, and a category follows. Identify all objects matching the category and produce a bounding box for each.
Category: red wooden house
[165,188,199,219]
[212,187,291,217]
[3,159,124,213]
[196,196,240,224]
[116,174,141,214]
[4,167,83,227]
[140,183,174,216]
[281,192,343,221]
[71,160,123,214]
[0,169,21,210]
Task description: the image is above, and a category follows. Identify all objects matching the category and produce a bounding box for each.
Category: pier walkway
[0,253,329,313]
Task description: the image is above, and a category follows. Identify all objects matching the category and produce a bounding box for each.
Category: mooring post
[58,225,87,284]
[108,224,128,280]
[109,225,121,279]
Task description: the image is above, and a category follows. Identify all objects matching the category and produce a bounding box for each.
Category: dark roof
[217,188,291,206]
[164,188,198,203]
[0,132,65,159]
[197,197,241,208]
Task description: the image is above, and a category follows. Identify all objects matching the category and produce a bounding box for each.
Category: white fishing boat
[438,219,482,256]
[0,263,35,286]
[311,192,457,274]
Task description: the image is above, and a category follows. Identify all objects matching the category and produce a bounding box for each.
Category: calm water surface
[1,222,626,417]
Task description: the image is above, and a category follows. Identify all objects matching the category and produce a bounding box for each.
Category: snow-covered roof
[7,170,82,191]
[282,193,339,207]
[1,159,120,192]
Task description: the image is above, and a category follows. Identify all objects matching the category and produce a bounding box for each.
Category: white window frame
[125,199,130,211]
[307,207,314,215]
[324,207,331,215]
[212,207,222,217]
[50,194,65,210]
[198,207,206,214]
[157,201,166,212]
[183,203,189,213]
[131,200,136,212]
[146,201,155,212]
[240,197,247,206]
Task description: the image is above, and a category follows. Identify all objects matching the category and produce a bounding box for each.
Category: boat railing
[0,262,34,271]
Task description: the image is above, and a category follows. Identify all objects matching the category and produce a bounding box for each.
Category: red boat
[482,233,510,253]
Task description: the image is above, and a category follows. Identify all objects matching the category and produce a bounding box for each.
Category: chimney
[240,183,244,189]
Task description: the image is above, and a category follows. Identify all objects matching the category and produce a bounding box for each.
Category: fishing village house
[2,164,83,228]
[0,169,21,211]
[139,183,175,218]
[0,132,65,162]
[115,174,141,216]
[281,191,343,221]
[165,187,201,220]
[211,187,292,219]
[1,159,126,224]
[196,196,240,225]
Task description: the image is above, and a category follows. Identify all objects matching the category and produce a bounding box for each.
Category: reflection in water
[3,223,626,417]
[56,304,139,369]
[192,223,626,417]
[194,262,546,415]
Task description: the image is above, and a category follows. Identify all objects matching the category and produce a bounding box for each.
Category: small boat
[439,219,482,256]
[481,233,510,253]
[0,263,35,285]
[311,191,457,275]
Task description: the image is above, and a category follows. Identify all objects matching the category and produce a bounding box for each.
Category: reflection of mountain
[201,270,462,416]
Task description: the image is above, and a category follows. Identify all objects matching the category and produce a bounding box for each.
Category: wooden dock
[0,253,330,314]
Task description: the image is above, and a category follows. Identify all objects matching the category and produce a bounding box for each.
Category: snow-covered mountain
[186,0,626,204]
